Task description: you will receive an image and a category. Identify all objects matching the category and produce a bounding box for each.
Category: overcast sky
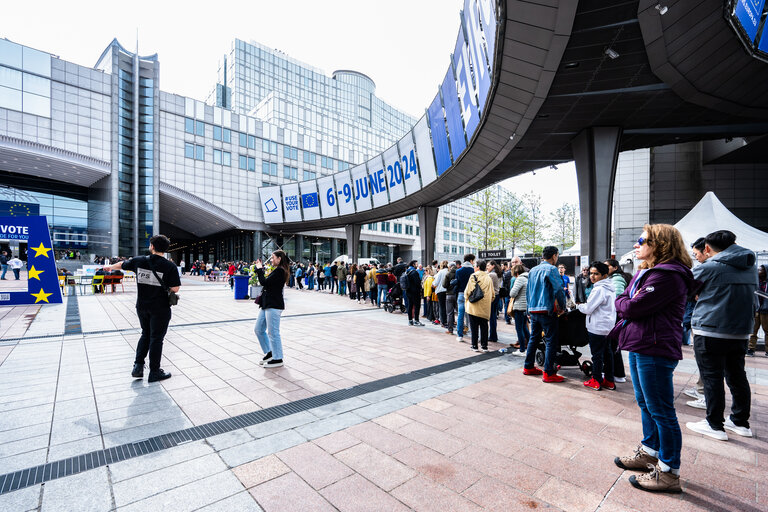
[1,0,578,213]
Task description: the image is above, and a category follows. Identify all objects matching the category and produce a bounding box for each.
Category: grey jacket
[691,244,758,339]
[509,272,528,311]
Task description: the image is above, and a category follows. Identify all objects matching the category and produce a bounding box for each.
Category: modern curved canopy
[261,0,768,233]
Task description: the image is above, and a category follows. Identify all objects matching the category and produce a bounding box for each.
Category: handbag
[468,275,485,303]
[252,285,264,305]
[150,260,179,306]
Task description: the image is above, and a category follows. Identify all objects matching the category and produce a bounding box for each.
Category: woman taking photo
[254,250,290,368]
[612,224,695,494]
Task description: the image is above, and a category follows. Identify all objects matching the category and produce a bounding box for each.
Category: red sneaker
[543,372,565,383]
[583,377,601,390]
[602,379,616,390]
[523,367,543,376]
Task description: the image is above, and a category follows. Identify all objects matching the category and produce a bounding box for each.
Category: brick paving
[0,277,766,510]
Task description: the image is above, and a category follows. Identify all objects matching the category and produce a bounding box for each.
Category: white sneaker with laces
[686,397,707,409]
[724,417,753,437]
[512,349,526,357]
[686,419,727,441]
[457,337,465,342]
[684,388,703,400]
[614,377,626,383]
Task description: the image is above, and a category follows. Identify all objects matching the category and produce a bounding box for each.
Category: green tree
[522,193,548,256]
[550,202,579,251]
[498,192,530,255]
[469,188,503,251]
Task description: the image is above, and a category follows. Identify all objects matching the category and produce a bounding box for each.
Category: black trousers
[469,314,489,349]
[135,307,172,371]
[407,292,421,322]
[437,292,447,326]
[693,335,751,429]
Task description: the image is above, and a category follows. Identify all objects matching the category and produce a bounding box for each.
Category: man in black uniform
[104,235,181,382]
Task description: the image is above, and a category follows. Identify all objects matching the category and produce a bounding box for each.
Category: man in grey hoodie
[686,230,757,441]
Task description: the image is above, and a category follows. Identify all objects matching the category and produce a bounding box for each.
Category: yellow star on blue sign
[28,265,44,280]
[31,288,53,303]
[30,243,52,258]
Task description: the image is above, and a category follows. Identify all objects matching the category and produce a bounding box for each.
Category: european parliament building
[0,37,487,265]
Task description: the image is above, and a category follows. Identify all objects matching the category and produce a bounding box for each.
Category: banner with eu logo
[0,216,63,306]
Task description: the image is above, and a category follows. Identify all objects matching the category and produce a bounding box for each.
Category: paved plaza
[0,276,766,511]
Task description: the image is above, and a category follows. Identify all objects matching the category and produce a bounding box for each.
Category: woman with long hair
[612,224,695,494]
[254,250,290,368]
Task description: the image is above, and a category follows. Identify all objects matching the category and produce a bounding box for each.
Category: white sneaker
[686,419,727,441]
[512,349,526,357]
[457,337,465,342]
[614,377,626,383]
[684,388,703,400]
[686,397,707,410]
[724,417,753,437]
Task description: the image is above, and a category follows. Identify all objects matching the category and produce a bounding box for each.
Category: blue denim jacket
[526,261,566,313]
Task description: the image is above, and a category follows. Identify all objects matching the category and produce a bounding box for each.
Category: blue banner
[0,200,40,218]
[734,0,765,42]
[427,94,452,176]
[441,69,467,161]
[453,30,480,140]
[0,216,63,306]
[301,192,319,209]
[463,0,492,112]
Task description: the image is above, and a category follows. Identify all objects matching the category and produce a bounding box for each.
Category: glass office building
[0,36,491,264]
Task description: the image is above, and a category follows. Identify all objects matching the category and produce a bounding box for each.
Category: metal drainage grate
[63,293,82,336]
[0,350,501,495]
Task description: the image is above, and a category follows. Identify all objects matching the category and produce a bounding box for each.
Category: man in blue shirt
[523,246,567,382]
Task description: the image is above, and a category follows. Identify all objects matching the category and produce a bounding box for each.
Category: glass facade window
[451,219,457,228]
[284,165,298,180]
[248,157,256,171]
[321,156,334,170]
[195,120,204,136]
[381,222,390,232]
[303,151,316,165]
[393,223,402,234]
[213,125,222,141]
[185,142,195,159]
[223,151,231,166]
[284,146,298,160]
[195,144,204,161]
[459,233,464,242]
[416,227,420,236]
[185,117,194,134]
[367,223,377,230]
[248,135,256,149]
[213,149,222,164]
[239,154,247,169]
[443,230,450,240]
[451,232,457,241]
[443,217,450,227]
[239,132,247,147]
[303,170,316,180]
[262,161,277,176]
[222,128,231,143]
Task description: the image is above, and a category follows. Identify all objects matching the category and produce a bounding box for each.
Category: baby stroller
[383,283,406,313]
[533,309,593,376]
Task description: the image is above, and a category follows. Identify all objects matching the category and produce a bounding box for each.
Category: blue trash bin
[233,275,250,300]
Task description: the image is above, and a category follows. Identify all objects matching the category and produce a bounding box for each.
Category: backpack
[399,268,411,292]
[499,271,511,298]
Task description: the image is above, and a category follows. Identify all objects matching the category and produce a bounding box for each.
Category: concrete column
[388,245,394,264]
[331,238,339,261]
[572,127,622,262]
[417,206,439,265]
[345,225,361,262]
[296,234,304,263]
[253,231,262,261]
[361,240,369,258]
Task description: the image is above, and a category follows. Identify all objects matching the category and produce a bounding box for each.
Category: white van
[332,255,381,267]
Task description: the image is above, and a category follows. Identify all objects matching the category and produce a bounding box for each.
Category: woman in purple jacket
[612,224,695,494]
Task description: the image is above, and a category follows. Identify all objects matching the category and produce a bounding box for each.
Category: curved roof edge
[95,38,159,69]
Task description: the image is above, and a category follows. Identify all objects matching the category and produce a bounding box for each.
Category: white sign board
[260,186,283,224]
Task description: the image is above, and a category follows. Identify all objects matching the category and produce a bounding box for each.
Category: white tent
[620,191,768,264]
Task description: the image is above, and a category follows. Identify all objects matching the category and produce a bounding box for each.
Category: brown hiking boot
[614,445,658,471]
[629,464,682,494]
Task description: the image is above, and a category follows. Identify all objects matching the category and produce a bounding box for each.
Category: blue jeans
[255,308,284,360]
[378,284,388,305]
[628,352,681,472]
[524,313,558,374]
[0,264,7,279]
[513,310,529,350]
[457,293,466,337]
[503,297,511,322]
[338,279,346,295]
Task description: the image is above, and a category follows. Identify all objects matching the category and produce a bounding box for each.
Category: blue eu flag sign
[301,192,319,209]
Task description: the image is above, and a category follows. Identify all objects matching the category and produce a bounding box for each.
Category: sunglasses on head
[637,237,649,246]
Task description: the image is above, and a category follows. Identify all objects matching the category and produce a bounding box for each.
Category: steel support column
[572,127,622,262]
[417,206,439,265]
